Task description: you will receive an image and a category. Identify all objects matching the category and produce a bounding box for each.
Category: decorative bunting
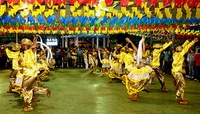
[150,0,158,7]
[105,0,113,6]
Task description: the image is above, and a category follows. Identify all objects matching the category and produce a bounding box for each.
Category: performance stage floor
[0,68,200,114]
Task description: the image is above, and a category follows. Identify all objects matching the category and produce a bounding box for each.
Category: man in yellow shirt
[18,36,50,111]
[145,40,172,92]
[172,38,198,105]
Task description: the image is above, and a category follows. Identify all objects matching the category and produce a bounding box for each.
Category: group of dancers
[4,34,55,111]
[84,36,198,105]
[3,34,198,112]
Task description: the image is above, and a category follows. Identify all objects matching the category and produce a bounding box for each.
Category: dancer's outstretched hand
[125,38,132,43]
[194,38,199,42]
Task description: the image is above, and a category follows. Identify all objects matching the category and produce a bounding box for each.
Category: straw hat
[21,38,32,45]
[128,48,134,52]
[104,54,108,58]
[176,46,182,52]
[116,44,122,47]
[12,43,21,51]
[153,44,163,48]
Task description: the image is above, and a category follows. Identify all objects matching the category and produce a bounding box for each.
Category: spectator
[163,48,172,74]
[194,49,200,81]
[77,47,83,67]
[186,49,195,79]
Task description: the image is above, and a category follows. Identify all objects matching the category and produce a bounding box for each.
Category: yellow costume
[5,44,21,93]
[171,40,196,105]
[108,45,123,82]
[151,41,172,67]
[100,55,110,76]
[125,63,153,100]
[146,41,172,92]
[37,52,50,82]
[88,52,98,73]
[18,38,50,111]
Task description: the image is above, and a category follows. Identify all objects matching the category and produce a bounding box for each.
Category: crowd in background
[159,45,200,81]
[0,43,200,81]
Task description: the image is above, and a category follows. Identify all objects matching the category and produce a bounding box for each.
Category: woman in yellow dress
[98,48,110,77]
[124,37,153,101]
[108,44,124,83]
[88,48,98,74]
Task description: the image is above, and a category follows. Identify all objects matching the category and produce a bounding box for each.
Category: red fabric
[150,0,158,7]
[135,0,142,7]
[37,0,44,4]
[187,0,199,7]
[46,0,51,5]
[105,0,113,6]
[84,0,90,5]
[13,0,19,4]
[91,0,98,6]
[163,0,172,7]
[22,0,28,3]
[29,0,35,4]
[78,0,84,5]
[120,0,129,6]
[0,0,4,4]
[7,0,13,4]
[68,0,76,5]
[194,53,200,66]
[59,0,66,5]
[174,0,183,8]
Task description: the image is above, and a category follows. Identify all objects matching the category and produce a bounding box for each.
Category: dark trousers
[195,66,200,80]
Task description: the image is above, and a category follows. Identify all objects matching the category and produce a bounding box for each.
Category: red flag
[105,0,113,6]
[163,0,172,7]
[13,0,19,4]
[91,0,98,6]
[120,0,129,6]
[187,0,199,7]
[84,0,90,5]
[46,0,51,5]
[78,0,84,5]
[68,0,76,5]
[150,0,158,7]
[0,0,4,4]
[37,0,44,4]
[22,0,28,4]
[7,0,13,4]
[29,0,35,4]
[174,0,183,8]
[135,0,142,7]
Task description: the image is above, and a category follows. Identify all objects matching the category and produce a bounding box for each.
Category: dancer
[108,44,123,83]
[83,48,89,70]
[5,43,21,93]
[172,38,198,105]
[145,39,172,92]
[17,35,50,111]
[98,48,110,77]
[124,37,153,101]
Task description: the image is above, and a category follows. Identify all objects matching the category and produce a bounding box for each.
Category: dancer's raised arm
[125,37,138,52]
